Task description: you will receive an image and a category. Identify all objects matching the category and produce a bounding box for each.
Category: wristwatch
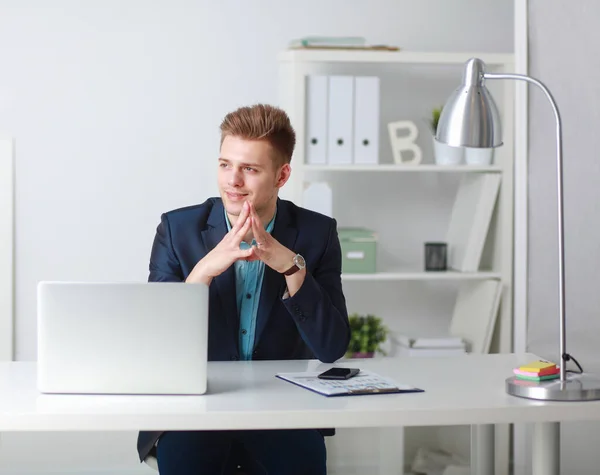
[283,254,306,276]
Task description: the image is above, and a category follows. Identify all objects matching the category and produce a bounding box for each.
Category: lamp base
[506,373,600,401]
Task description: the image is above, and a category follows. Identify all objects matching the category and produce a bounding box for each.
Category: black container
[425,242,447,271]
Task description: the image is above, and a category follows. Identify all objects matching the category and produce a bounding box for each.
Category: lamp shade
[435,58,503,148]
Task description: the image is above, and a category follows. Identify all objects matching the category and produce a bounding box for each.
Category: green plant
[429,106,443,133]
[346,313,388,356]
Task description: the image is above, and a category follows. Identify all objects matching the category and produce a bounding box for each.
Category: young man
[137,104,350,474]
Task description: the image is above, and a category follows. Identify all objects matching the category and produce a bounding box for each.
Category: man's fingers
[231,201,250,233]
[233,214,253,242]
[243,247,262,262]
[239,247,255,260]
[249,203,267,244]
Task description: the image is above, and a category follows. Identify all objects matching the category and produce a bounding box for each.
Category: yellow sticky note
[519,360,557,373]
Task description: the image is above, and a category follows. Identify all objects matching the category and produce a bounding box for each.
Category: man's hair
[219,104,296,167]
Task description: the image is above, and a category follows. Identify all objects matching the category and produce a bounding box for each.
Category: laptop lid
[37,281,209,395]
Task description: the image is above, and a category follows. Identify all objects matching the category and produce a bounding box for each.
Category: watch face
[293,254,306,269]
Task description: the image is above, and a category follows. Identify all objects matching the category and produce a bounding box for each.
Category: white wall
[0,1,513,473]
[0,0,513,361]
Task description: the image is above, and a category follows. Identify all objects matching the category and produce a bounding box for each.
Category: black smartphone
[317,368,360,380]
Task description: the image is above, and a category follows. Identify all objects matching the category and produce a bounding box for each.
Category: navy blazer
[137,197,350,462]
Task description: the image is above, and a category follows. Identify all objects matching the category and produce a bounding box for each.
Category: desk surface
[2,354,600,431]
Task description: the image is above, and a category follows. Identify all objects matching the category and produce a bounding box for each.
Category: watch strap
[283,264,300,276]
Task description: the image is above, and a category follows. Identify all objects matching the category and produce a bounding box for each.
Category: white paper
[276,370,420,396]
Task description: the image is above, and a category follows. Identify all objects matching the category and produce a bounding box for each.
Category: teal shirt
[224,208,276,360]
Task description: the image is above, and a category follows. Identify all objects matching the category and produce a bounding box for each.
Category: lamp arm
[485,72,567,382]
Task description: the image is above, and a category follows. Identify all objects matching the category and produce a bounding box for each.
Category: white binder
[327,76,354,165]
[305,76,328,164]
[353,76,380,165]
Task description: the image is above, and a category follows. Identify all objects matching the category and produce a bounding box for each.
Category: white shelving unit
[279,49,513,65]
[342,271,502,281]
[304,164,503,172]
[277,49,514,475]
[277,48,515,341]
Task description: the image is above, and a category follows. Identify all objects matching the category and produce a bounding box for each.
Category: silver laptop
[37,282,209,395]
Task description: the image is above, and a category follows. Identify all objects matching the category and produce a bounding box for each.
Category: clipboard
[275,370,424,397]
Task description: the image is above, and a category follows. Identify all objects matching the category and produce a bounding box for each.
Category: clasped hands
[187,201,295,286]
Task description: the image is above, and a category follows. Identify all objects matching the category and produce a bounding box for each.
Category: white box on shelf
[327,75,354,165]
[305,75,328,165]
[353,76,380,165]
[302,182,332,217]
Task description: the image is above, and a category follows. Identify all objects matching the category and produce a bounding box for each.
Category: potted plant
[428,105,463,165]
[429,106,443,134]
[346,313,388,358]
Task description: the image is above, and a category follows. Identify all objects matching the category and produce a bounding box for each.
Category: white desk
[1,354,598,475]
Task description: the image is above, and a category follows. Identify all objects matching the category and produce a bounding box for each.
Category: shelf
[278,49,514,66]
[341,271,501,281]
[303,164,502,173]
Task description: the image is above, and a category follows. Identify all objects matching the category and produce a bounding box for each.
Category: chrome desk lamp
[436,58,600,401]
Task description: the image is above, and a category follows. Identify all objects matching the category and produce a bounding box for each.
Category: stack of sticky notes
[514,360,560,381]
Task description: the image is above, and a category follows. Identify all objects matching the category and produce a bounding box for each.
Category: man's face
[218,135,290,219]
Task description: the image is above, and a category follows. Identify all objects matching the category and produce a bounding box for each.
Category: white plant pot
[465,147,494,165]
[432,137,463,165]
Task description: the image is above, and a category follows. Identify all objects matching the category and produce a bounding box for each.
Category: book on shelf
[393,333,465,350]
[397,346,467,357]
[289,36,367,48]
[288,36,399,51]
[449,279,503,354]
[446,174,501,272]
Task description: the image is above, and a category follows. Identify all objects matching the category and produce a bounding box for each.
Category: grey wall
[528,1,600,473]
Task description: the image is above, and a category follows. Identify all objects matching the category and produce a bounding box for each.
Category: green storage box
[338,228,378,273]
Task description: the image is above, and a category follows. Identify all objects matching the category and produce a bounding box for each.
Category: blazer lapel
[255,199,298,346]
[200,201,239,341]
